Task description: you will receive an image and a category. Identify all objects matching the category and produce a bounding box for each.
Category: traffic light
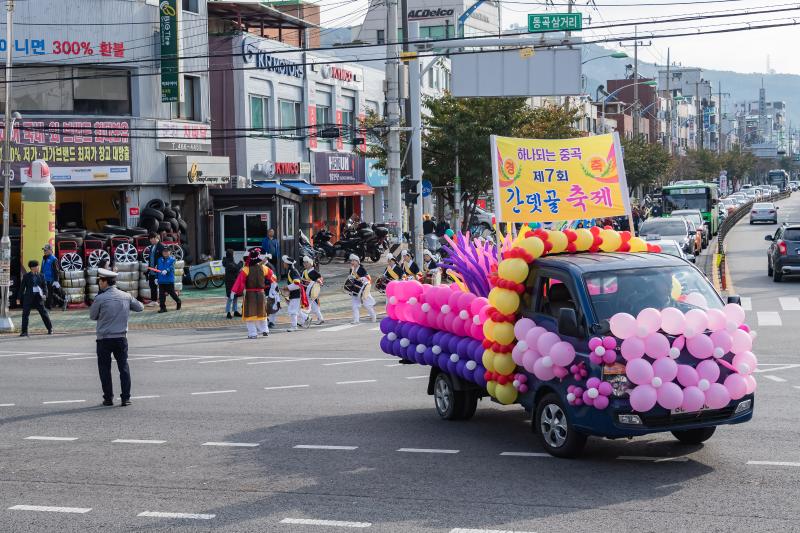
[402,178,420,205]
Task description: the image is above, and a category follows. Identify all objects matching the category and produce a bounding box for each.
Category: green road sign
[160,0,180,103]
[528,13,582,33]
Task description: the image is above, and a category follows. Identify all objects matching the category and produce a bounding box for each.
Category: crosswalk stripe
[757,311,782,326]
[320,323,359,332]
[9,505,91,514]
[779,297,800,311]
[138,511,215,519]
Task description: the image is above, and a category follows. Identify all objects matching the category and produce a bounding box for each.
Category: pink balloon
[514,318,536,341]
[636,308,662,337]
[588,337,603,351]
[602,337,617,350]
[447,291,461,310]
[386,303,397,320]
[470,323,483,340]
[626,358,654,385]
[684,309,709,337]
[609,313,637,339]
[686,334,714,359]
[724,373,748,400]
[443,313,456,333]
[549,342,576,367]
[705,382,731,409]
[657,382,684,410]
[744,375,757,394]
[537,332,561,356]
[731,351,757,375]
[676,364,700,387]
[685,292,708,310]
[593,395,610,409]
[385,281,398,298]
[696,360,720,383]
[706,309,727,332]
[681,386,706,412]
[630,384,658,412]
[723,303,746,326]
[660,307,686,336]
[709,330,733,355]
[553,366,569,379]
[598,382,613,396]
[602,349,618,364]
[533,357,556,381]
[525,326,546,349]
[511,343,527,365]
[456,291,475,312]
[621,337,646,361]
[652,358,678,382]
[470,297,488,315]
[730,329,753,355]
[644,333,670,359]
[522,350,539,373]
[451,318,466,337]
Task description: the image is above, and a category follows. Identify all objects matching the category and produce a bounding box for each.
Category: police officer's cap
[97,268,117,279]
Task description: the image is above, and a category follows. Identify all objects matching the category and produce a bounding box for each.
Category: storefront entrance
[220,211,272,262]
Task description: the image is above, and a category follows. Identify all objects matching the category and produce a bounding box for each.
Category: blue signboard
[422,179,432,197]
[366,158,388,187]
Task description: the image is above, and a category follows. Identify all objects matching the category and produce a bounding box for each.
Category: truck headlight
[734,399,752,414]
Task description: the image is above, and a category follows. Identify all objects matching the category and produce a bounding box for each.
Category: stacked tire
[174,260,184,293]
[86,268,99,301]
[115,261,140,300]
[137,200,191,259]
[60,270,86,305]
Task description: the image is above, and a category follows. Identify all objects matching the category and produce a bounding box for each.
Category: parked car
[750,202,779,224]
[638,217,694,255]
[765,224,800,282]
[670,209,708,248]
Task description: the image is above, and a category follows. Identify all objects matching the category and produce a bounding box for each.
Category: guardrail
[716,191,791,290]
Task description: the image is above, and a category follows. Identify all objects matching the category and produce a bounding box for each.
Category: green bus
[661,181,720,235]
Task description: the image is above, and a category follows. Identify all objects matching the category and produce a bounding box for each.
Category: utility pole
[0,0,15,332]
[718,81,723,155]
[696,80,704,150]
[409,22,424,266]
[664,48,671,154]
[385,0,403,241]
[632,26,639,140]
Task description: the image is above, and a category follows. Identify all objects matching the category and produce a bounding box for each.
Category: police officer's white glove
[53,281,60,289]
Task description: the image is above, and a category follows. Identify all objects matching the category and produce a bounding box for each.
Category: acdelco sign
[242,39,304,78]
[408,8,454,19]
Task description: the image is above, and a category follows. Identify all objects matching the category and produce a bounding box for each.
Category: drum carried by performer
[421,249,441,285]
[346,254,376,324]
[375,253,402,293]
[301,255,324,325]
[282,256,311,332]
[231,248,277,339]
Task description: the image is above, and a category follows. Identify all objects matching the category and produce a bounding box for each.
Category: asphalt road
[1,213,799,532]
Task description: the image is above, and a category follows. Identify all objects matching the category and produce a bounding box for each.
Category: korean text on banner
[490,133,631,223]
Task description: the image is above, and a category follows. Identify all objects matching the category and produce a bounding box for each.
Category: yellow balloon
[518,237,544,259]
[489,287,520,315]
[574,228,594,251]
[495,383,519,405]
[487,380,497,398]
[493,321,516,345]
[629,236,647,253]
[671,276,683,300]
[599,229,622,252]
[547,230,568,254]
[493,353,517,375]
[498,258,529,284]
[482,318,496,341]
[482,350,496,372]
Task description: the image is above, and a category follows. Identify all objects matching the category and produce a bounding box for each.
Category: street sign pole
[0,0,15,333]
[409,22,425,266]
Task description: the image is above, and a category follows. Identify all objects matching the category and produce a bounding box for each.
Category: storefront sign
[167,155,232,185]
[322,65,354,83]
[366,158,388,187]
[274,162,301,175]
[2,118,132,184]
[160,0,180,102]
[129,207,140,217]
[299,162,311,174]
[491,133,631,223]
[312,152,365,185]
[408,8,454,19]
[157,120,211,152]
[0,38,127,57]
[242,38,304,78]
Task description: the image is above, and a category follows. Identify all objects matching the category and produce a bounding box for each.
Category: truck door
[524,270,587,342]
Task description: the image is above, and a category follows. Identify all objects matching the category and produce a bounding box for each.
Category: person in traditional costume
[348,254,376,324]
[282,255,311,332]
[265,254,281,329]
[232,248,276,339]
[400,249,420,279]
[301,256,324,325]
[383,254,403,281]
[422,249,440,285]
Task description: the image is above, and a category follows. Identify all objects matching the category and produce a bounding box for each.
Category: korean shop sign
[160,0,180,102]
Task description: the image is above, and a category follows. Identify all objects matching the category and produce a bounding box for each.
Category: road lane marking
[324,359,387,366]
[763,375,787,382]
[0,353,28,357]
[9,505,91,514]
[190,390,237,395]
[406,375,428,379]
[153,358,207,363]
[740,297,752,311]
[28,354,82,360]
[747,461,800,467]
[0,403,15,407]
[198,357,259,364]
[280,518,371,528]
[294,445,358,450]
[41,400,86,405]
[451,529,537,533]
[138,511,215,520]
[264,384,309,390]
[617,455,689,462]
[112,439,166,445]
[25,436,78,441]
[130,395,160,399]
[336,380,377,385]
[202,442,259,447]
[754,364,800,373]
[397,448,459,454]
[757,311,782,326]
[779,297,800,311]
[248,358,314,365]
[499,452,551,458]
[320,324,359,332]
[66,357,98,360]
[369,327,381,331]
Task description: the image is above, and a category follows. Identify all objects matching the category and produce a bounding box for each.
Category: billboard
[311,152,365,185]
[160,0,180,102]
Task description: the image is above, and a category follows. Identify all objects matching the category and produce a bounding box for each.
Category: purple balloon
[447,335,461,354]
[456,360,468,380]
[473,366,487,387]
[437,354,450,371]
[380,317,395,334]
[391,339,402,357]
[399,322,412,340]
[457,337,472,357]
[447,358,458,375]
[431,331,444,347]
[380,336,392,354]
[471,342,484,362]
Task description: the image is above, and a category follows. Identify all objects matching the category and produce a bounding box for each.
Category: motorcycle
[298,231,321,271]
[313,229,336,265]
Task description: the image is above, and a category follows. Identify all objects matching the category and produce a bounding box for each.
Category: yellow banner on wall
[490,132,631,223]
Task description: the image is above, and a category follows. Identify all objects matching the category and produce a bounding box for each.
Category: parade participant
[41,244,59,309]
[222,248,243,319]
[19,260,53,337]
[348,254,376,324]
[302,256,324,325]
[232,248,276,339]
[383,254,403,281]
[400,249,420,279]
[422,249,440,285]
[145,233,164,306]
[156,246,181,313]
[89,268,143,406]
[282,255,310,331]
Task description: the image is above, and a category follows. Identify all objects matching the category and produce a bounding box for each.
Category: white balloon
[542,356,553,368]
[416,344,426,353]
[587,388,599,399]
[388,332,397,341]
[516,341,528,352]
[399,338,410,347]
[466,360,477,370]
[408,297,417,305]
[566,393,576,402]
[473,316,481,325]
[737,363,750,374]
[512,380,520,388]
[749,330,758,340]
[459,310,469,320]
[698,378,710,391]
[450,354,459,363]
[595,346,606,356]
[432,345,442,354]
[713,347,725,359]
[669,347,680,359]
[421,303,431,313]
[651,377,663,388]
[389,296,397,305]
[441,304,451,314]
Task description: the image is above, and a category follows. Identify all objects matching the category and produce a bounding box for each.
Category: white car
[647,238,694,263]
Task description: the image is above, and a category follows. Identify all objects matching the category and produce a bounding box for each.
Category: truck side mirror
[727,295,742,305]
[765,235,773,241]
[558,308,580,338]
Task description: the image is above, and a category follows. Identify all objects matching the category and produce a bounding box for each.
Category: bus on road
[661,181,720,236]
[768,169,790,192]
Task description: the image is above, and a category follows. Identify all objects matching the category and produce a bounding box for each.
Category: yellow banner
[491,133,631,223]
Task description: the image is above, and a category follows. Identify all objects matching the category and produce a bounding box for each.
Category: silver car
[647,238,694,263]
[750,202,778,224]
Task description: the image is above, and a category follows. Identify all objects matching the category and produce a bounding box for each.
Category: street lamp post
[600,80,657,136]
[0,0,15,332]
[582,51,628,65]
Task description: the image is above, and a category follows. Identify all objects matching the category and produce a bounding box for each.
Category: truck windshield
[584,266,723,322]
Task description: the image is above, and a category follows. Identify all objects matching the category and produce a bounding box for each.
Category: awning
[252,181,291,193]
[317,184,374,198]
[282,180,320,195]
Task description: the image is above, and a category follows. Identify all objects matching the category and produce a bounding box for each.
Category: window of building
[279,100,303,136]
[419,25,454,40]
[316,104,330,128]
[182,0,199,13]
[282,204,295,240]
[340,96,355,142]
[180,76,201,120]
[73,68,131,114]
[428,67,434,88]
[250,95,269,133]
[376,30,385,45]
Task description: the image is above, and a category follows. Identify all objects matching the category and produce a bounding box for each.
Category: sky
[313,0,800,76]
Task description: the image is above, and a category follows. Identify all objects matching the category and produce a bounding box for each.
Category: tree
[719,145,756,185]
[515,103,583,140]
[619,137,672,192]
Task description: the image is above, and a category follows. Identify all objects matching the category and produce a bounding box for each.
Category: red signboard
[129,207,140,216]
[274,162,300,175]
[308,106,317,149]
[336,110,343,150]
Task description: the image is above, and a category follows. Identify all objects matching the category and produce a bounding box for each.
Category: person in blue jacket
[41,244,59,309]
[156,247,181,314]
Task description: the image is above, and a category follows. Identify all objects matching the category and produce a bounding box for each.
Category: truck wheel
[459,391,479,420]
[534,393,587,458]
[671,427,716,444]
[433,373,465,421]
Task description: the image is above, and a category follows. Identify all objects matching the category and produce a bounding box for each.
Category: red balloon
[563,229,577,242]
[567,243,577,253]
[620,231,632,241]
[589,226,601,236]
